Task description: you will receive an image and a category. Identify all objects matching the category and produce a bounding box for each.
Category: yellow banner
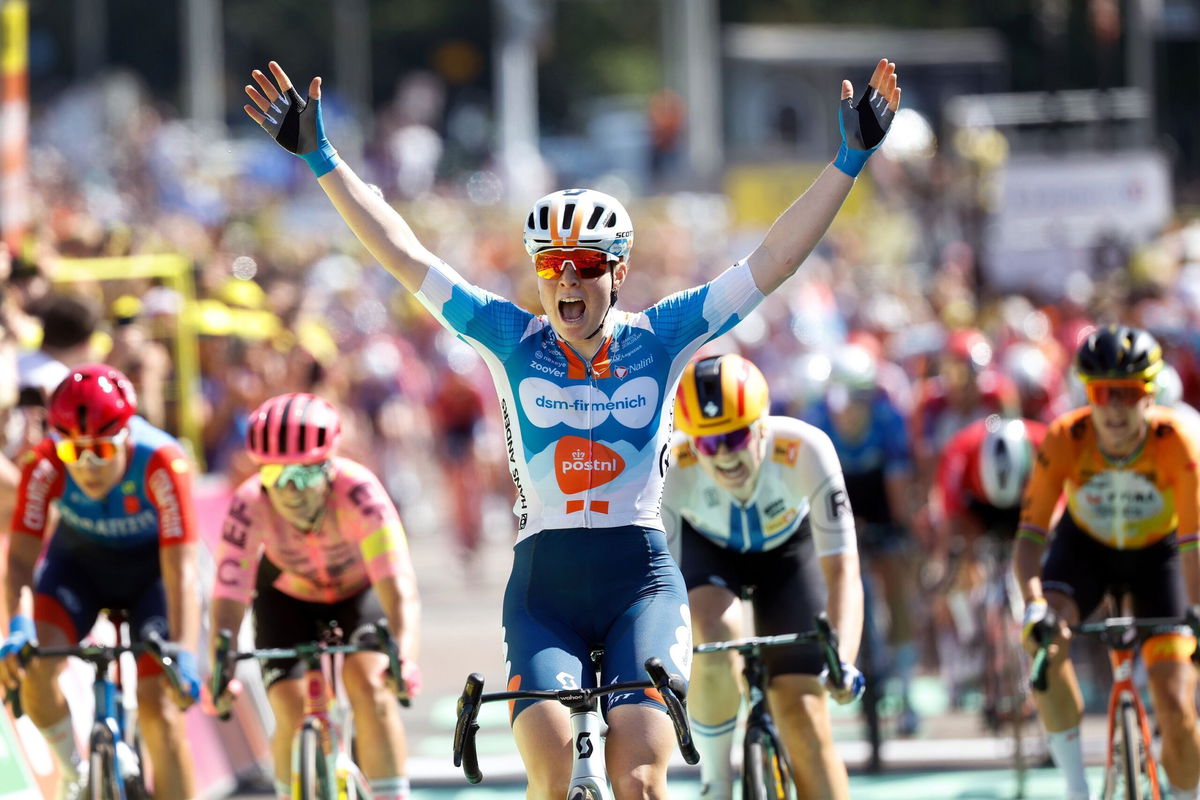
[1,0,28,76]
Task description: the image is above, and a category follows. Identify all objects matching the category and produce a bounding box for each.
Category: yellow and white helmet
[523,188,633,259]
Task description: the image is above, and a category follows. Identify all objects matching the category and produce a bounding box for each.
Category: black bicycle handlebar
[452,656,697,784]
[211,623,409,721]
[694,612,844,687]
[6,635,189,718]
[1030,610,1200,692]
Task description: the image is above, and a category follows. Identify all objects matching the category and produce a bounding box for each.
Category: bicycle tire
[1118,701,1144,800]
[88,746,122,800]
[296,725,329,800]
[742,727,793,800]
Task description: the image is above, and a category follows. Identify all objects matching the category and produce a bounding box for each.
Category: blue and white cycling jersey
[415,258,764,540]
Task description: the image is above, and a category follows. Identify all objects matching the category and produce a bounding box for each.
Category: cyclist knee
[343,655,394,710]
[608,764,662,800]
[136,677,185,728]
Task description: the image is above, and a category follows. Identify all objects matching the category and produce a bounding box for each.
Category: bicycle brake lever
[453,674,485,782]
[644,657,700,765]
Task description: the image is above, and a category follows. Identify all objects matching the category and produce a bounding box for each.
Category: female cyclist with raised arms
[208,393,421,800]
[243,57,900,800]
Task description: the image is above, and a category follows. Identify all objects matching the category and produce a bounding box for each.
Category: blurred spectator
[15,293,99,451]
[105,296,172,428]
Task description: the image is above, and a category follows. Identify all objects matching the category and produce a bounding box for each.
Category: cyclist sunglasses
[1085,380,1154,406]
[533,249,615,280]
[260,462,330,491]
[692,425,756,457]
[54,429,129,465]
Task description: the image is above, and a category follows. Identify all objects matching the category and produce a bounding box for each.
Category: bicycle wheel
[88,746,122,800]
[742,727,794,800]
[1117,701,1144,800]
[296,725,330,800]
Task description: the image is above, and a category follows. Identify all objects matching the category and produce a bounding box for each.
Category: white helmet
[978,416,1035,509]
[1156,363,1183,407]
[828,344,878,392]
[523,188,633,260]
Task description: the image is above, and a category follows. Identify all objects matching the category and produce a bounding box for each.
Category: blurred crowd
[2,70,1200,674]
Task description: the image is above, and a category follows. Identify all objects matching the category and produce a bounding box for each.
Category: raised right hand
[243,61,340,177]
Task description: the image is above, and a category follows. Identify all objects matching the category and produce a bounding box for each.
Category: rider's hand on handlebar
[822,661,865,705]
[0,616,35,691]
[166,650,202,710]
[386,658,421,702]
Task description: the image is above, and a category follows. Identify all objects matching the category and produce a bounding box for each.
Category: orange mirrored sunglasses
[54,429,129,465]
[1084,379,1155,407]
[533,249,614,280]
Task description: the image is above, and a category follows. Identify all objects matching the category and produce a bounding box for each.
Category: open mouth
[714,462,749,483]
[559,297,587,323]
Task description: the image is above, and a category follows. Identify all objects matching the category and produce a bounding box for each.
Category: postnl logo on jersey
[555,437,626,493]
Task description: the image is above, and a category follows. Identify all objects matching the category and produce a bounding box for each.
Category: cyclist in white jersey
[243,57,899,800]
[663,354,863,800]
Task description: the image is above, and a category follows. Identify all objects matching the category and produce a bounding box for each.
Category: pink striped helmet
[246,393,342,465]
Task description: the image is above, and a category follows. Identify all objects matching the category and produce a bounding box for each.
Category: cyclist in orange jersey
[1014,325,1200,800]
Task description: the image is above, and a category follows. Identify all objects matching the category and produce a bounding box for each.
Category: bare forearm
[162,544,201,651]
[821,552,863,663]
[374,573,421,662]
[746,165,854,295]
[209,597,248,655]
[319,165,436,293]
[1012,536,1046,602]
[5,535,40,619]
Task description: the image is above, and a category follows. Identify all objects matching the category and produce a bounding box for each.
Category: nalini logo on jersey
[555,437,625,493]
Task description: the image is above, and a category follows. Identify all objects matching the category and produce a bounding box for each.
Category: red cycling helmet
[246,393,342,465]
[48,364,138,438]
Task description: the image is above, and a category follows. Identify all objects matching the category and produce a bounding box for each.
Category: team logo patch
[555,436,625,493]
[123,495,141,514]
[614,366,628,378]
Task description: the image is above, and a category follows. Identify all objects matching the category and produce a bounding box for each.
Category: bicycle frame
[291,647,373,800]
[8,619,187,800]
[693,614,842,800]
[1031,613,1200,800]
[1102,643,1160,800]
[213,625,407,800]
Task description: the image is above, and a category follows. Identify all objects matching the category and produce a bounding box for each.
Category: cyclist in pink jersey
[208,393,421,800]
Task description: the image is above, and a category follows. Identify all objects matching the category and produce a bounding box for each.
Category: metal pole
[1125,0,1157,145]
[333,0,372,137]
[74,0,106,79]
[182,0,224,131]
[680,0,721,188]
[492,0,544,199]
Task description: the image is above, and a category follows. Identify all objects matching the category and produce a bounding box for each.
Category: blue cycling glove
[822,661,866,705]
[833,84,895,178]
[0,615,34,659]
[173,650,202,705]
[259,84,340,178]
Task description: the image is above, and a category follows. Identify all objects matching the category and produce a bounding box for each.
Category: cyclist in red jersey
[0,365,201,800]
[929,416,1045,709]
[209,393,420,800]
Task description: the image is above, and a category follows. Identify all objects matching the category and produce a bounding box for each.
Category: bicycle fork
[1104,648,1160,800]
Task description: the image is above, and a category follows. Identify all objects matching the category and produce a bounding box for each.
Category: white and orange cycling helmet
[246,393,342,465]
[523,188,633,260]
